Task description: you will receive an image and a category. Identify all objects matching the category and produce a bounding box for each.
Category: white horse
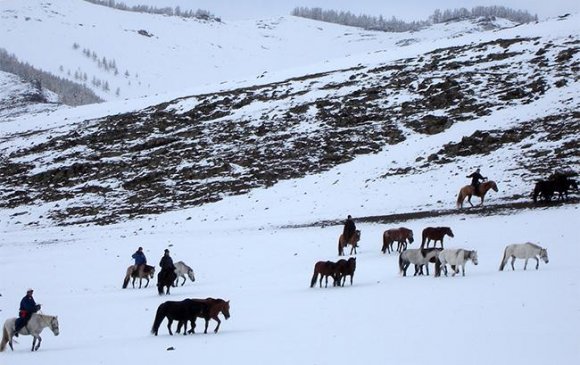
[438,249,478,277]
[398,249,441,276]
[174,261,196,286]
[499,242,549,271]
[1,313,59,352]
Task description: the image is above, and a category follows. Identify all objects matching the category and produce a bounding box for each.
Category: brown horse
[457,180,498,208]
[335,257,356,286]
[179,298,231,334]
[421,227,454,249]
[338,230,361,256]
[122,264,155,289]
[310,261,339,288]
[382,227,414,254]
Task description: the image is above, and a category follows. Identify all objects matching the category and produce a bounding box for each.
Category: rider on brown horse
[467,168,487,195]
[343,215,356,244]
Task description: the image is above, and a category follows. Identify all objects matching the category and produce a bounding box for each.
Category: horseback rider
[467,168,487,195]
[160,249,175,272]
[14,289,41,337]
[343,215,356,243]
[131,246,147,277]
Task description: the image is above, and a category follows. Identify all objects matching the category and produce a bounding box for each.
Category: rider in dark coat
[131,246,147,276]
[14,289,41,337]
[159,249,176,284]
[343,215,356,243]
[467,168,487,195]
[160,249,175,271]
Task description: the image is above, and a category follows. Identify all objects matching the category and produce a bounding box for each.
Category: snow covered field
[1,1,579,364]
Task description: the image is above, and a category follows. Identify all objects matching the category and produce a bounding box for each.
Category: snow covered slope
[0,0,518,102]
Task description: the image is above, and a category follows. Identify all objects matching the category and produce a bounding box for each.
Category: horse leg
[510,256,516,270]
[181,276,186,286]
[31,336,36,352]
[144,278,149,288]
[535,257,539,270]
[524,258,528,270]
[467,194,474,207]
[204,318,209,334]
[167,319,174,335]
[213,317,222,333]
[139,278,143,289]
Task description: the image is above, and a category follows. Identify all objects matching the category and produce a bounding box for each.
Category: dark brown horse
[421,227,454,249]
[310,261,339,288]
[178,298,231,334]
[335,257,356,286]
[338,230,361,256]
[382,227,414,254]
[456,180,498,208]
[157,269,178,295]
[122,264,155,289]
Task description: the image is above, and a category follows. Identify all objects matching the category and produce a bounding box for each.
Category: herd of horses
[119,260,231,337]
[315,221,550,287]
[3,171,573,351]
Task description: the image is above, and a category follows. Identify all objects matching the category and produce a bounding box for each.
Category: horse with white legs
[438,249,478,277]
[398,249,440,276]
[499,243,549,271]
[174,261,196,286]
[1,313,59,352]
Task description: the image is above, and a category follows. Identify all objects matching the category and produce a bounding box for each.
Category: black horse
[151,299,209,336]
[157,269,178,295]
[533,175,577,202]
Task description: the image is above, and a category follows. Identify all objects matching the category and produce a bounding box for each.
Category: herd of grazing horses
[311,170,573,287]
[3,171,573,351]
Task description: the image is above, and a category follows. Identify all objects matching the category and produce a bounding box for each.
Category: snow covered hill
[0,11,578,226]
[0,0,519,103]
[0,3,579,365]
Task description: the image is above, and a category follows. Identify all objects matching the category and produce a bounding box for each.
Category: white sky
[119,0,580,20]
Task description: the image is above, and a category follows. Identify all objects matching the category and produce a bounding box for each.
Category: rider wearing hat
[343,215,356,243]
[467,168,487,195]
[159,249,175,272]
[14,289,41,337]
[131,246,147,277]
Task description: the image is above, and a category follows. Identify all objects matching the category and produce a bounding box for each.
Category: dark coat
[343,218,356,240]
[132,251,147,265]
[467,171,486,186]
[19,295,39,316]
[160,255,175,271]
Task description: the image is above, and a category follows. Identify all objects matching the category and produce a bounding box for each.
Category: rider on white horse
[13,289,41,337]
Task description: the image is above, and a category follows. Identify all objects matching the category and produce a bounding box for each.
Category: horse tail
[499,247,508,271]
[456,189,464,208]
[310,269,318,288]
[0,323,9,352]
[398,253,405,275]
[151,303,166,335]
[123,275,130,289]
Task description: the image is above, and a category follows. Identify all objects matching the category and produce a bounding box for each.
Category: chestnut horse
[338,230,361,256]
[382,227,414,254]
[310,261,338,288]
[421,227,454,249]
[178,298,231,334]
[456,180,498,208]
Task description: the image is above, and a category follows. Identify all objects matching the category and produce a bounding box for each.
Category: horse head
[187,269,196,282]
[540,248,549,263]
[50,316,60,336]
[149,267,155,279]
[488,181,498,192]
[445,227,454,238]
[469,250,478,265]
[220,300,231,320]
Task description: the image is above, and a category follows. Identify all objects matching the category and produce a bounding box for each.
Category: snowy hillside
[0,0,518,103]
[0,12,578,226]
[0,3,579,365]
